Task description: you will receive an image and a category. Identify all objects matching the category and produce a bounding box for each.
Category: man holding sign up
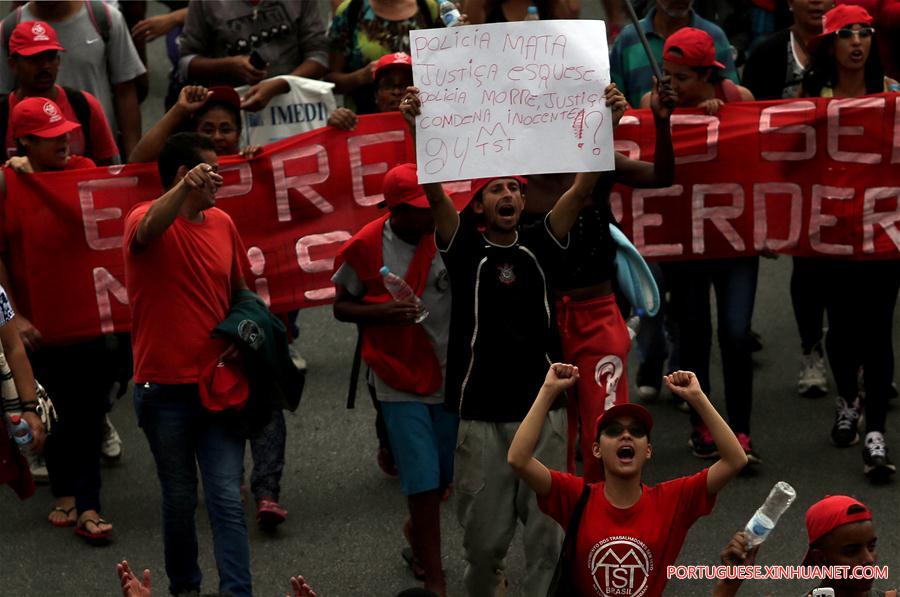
[403,17,627,596]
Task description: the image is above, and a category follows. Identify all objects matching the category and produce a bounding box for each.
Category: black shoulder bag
[547,483,592,597]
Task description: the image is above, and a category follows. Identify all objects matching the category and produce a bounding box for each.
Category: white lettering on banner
[631,186,685,256]
[691,184,745,254]
[247,246,271,305]
[753,183,802,251]
[93,267,128,334]
[348,131,407,206]
[78,177,137,250]
[759,101,816,161]
[672,115,718,164]
[296,231,352,301]
[217,162,253,198]
[809,185,854,255]
[862,187,900,253]
[614,115,641,159]
[271,144,332,222]
[893,96,900,164]
[411,21,613,183]
[827,97,884,164]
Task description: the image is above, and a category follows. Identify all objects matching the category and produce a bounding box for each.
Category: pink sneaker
[736,433,762,465]
[688,425,718,459]
[256,499,287,530]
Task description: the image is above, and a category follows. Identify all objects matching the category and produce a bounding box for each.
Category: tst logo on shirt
[588,536,654,596]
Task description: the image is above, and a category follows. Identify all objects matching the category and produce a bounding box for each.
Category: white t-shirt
[332,221,451,404]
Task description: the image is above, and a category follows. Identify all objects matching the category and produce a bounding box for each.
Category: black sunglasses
[835,27,875,39]
[600,422,648,439]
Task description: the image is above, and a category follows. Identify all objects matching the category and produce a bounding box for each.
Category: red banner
[4,99,900,343]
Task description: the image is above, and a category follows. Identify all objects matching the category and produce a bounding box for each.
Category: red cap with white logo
[11,97,80,139]
[9,21,65,57]
[373,52,413,81]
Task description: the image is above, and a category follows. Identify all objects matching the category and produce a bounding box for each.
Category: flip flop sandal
[75,518,113,546]
[401,547,426,581]
[256,499,287,530]
[49,506,76,528]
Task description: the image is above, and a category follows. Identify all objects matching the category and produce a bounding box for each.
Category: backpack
[1,0,111,55]
[0,87,95,159]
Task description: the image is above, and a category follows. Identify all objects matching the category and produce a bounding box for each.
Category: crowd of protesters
[0,1,898,596]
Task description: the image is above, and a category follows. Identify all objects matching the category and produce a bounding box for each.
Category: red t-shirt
[537,468,716,597]
[123,203,249,384]
[5,86,120,162]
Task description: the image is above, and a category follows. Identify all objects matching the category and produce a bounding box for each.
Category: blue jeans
[133,383,251,597]
[667,257,759,434]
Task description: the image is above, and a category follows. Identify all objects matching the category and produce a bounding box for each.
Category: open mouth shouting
[497,203,517,218]
[616,444,636,464]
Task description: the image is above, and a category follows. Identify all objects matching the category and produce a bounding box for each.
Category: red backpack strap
[83,0,111,44]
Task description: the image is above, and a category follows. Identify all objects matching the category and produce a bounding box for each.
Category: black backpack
[0,87,95,159]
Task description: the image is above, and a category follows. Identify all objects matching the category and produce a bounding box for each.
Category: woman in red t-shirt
[508,364,748,596]
[0,97,115,545]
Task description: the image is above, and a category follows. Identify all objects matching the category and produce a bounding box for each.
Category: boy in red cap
[2,20,119,165]
[327,52,413,131]
[716,495,894,597]
[510,366,747,597]
[331,162,454,596]
[0,97,117,541]
[399,84,626,595]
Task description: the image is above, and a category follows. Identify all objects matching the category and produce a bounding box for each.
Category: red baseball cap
[207,85,242,112]
[9,21,64,57]
[808,5,874,53]
[198,357,250,412]
[382,163,430,208]
[469,176,528,200]
[802,495,872,564]
[594,403,654,440]
[374,52,413,81]
[11,97,80,139]
[663,27,725,70]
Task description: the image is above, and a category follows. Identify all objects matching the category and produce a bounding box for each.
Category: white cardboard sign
[410,20,613,184]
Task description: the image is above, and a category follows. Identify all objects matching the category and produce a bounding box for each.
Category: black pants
[825,260,900,434]
[791,257,829,352]
[667,257,759,435]
[33,335,127,513]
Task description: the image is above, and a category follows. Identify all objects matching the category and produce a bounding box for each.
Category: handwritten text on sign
[410,20,613,183]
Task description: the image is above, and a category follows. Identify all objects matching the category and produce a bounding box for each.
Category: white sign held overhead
[410,20,613,184]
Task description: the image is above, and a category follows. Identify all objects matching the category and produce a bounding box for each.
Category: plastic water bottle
[626,308,645,340]
[5,414,32,446]
[524,5,540,20]
[380,266,429,323]
[744,482,797,547]
[439,0,462,27]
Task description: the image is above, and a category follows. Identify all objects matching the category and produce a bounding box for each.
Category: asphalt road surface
[2,2,898,595]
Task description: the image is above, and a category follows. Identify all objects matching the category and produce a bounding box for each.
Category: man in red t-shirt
[123,132,252,597]
[4,20,120,164]
[509,366,748,597]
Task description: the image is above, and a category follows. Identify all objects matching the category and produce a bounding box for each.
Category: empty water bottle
[524,5,540,20]
[744,481,797,547]
[439,0,462,27]
[380,266,429,323]
[6,414,32,446]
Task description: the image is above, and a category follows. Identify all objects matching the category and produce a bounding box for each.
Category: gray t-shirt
[332,221,451,404]
[0,3,146,133]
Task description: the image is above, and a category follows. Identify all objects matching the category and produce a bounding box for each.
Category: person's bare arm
[189,55,267,86]
[113,80,142,159]
[738,86,755,101]
[664,371,748,494]
[131,7,187,43]
[546,172,599,241]
[0,320,44,452]
[713,531,759,597]
[131,164,222,252]
[615,76,676,188]
[398,87,459,245]
[325,51,376,95]
[332,284,418,325]
[129,86,211,163]
[508,364,579,497]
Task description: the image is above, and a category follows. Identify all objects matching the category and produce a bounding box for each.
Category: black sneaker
[831,396,862,447]
[689,426,719,459]
[863,432,896,481]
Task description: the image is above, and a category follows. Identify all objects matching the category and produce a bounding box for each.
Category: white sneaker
[289,344,307,371]
[798,348,828,397]
[27,450,48,484]
[101,414,122,460]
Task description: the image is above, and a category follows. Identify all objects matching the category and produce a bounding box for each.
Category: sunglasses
[835,27,875,39]
[600,422,648,438]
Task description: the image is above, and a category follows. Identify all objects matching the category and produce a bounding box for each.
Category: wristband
[20,401,39,414]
